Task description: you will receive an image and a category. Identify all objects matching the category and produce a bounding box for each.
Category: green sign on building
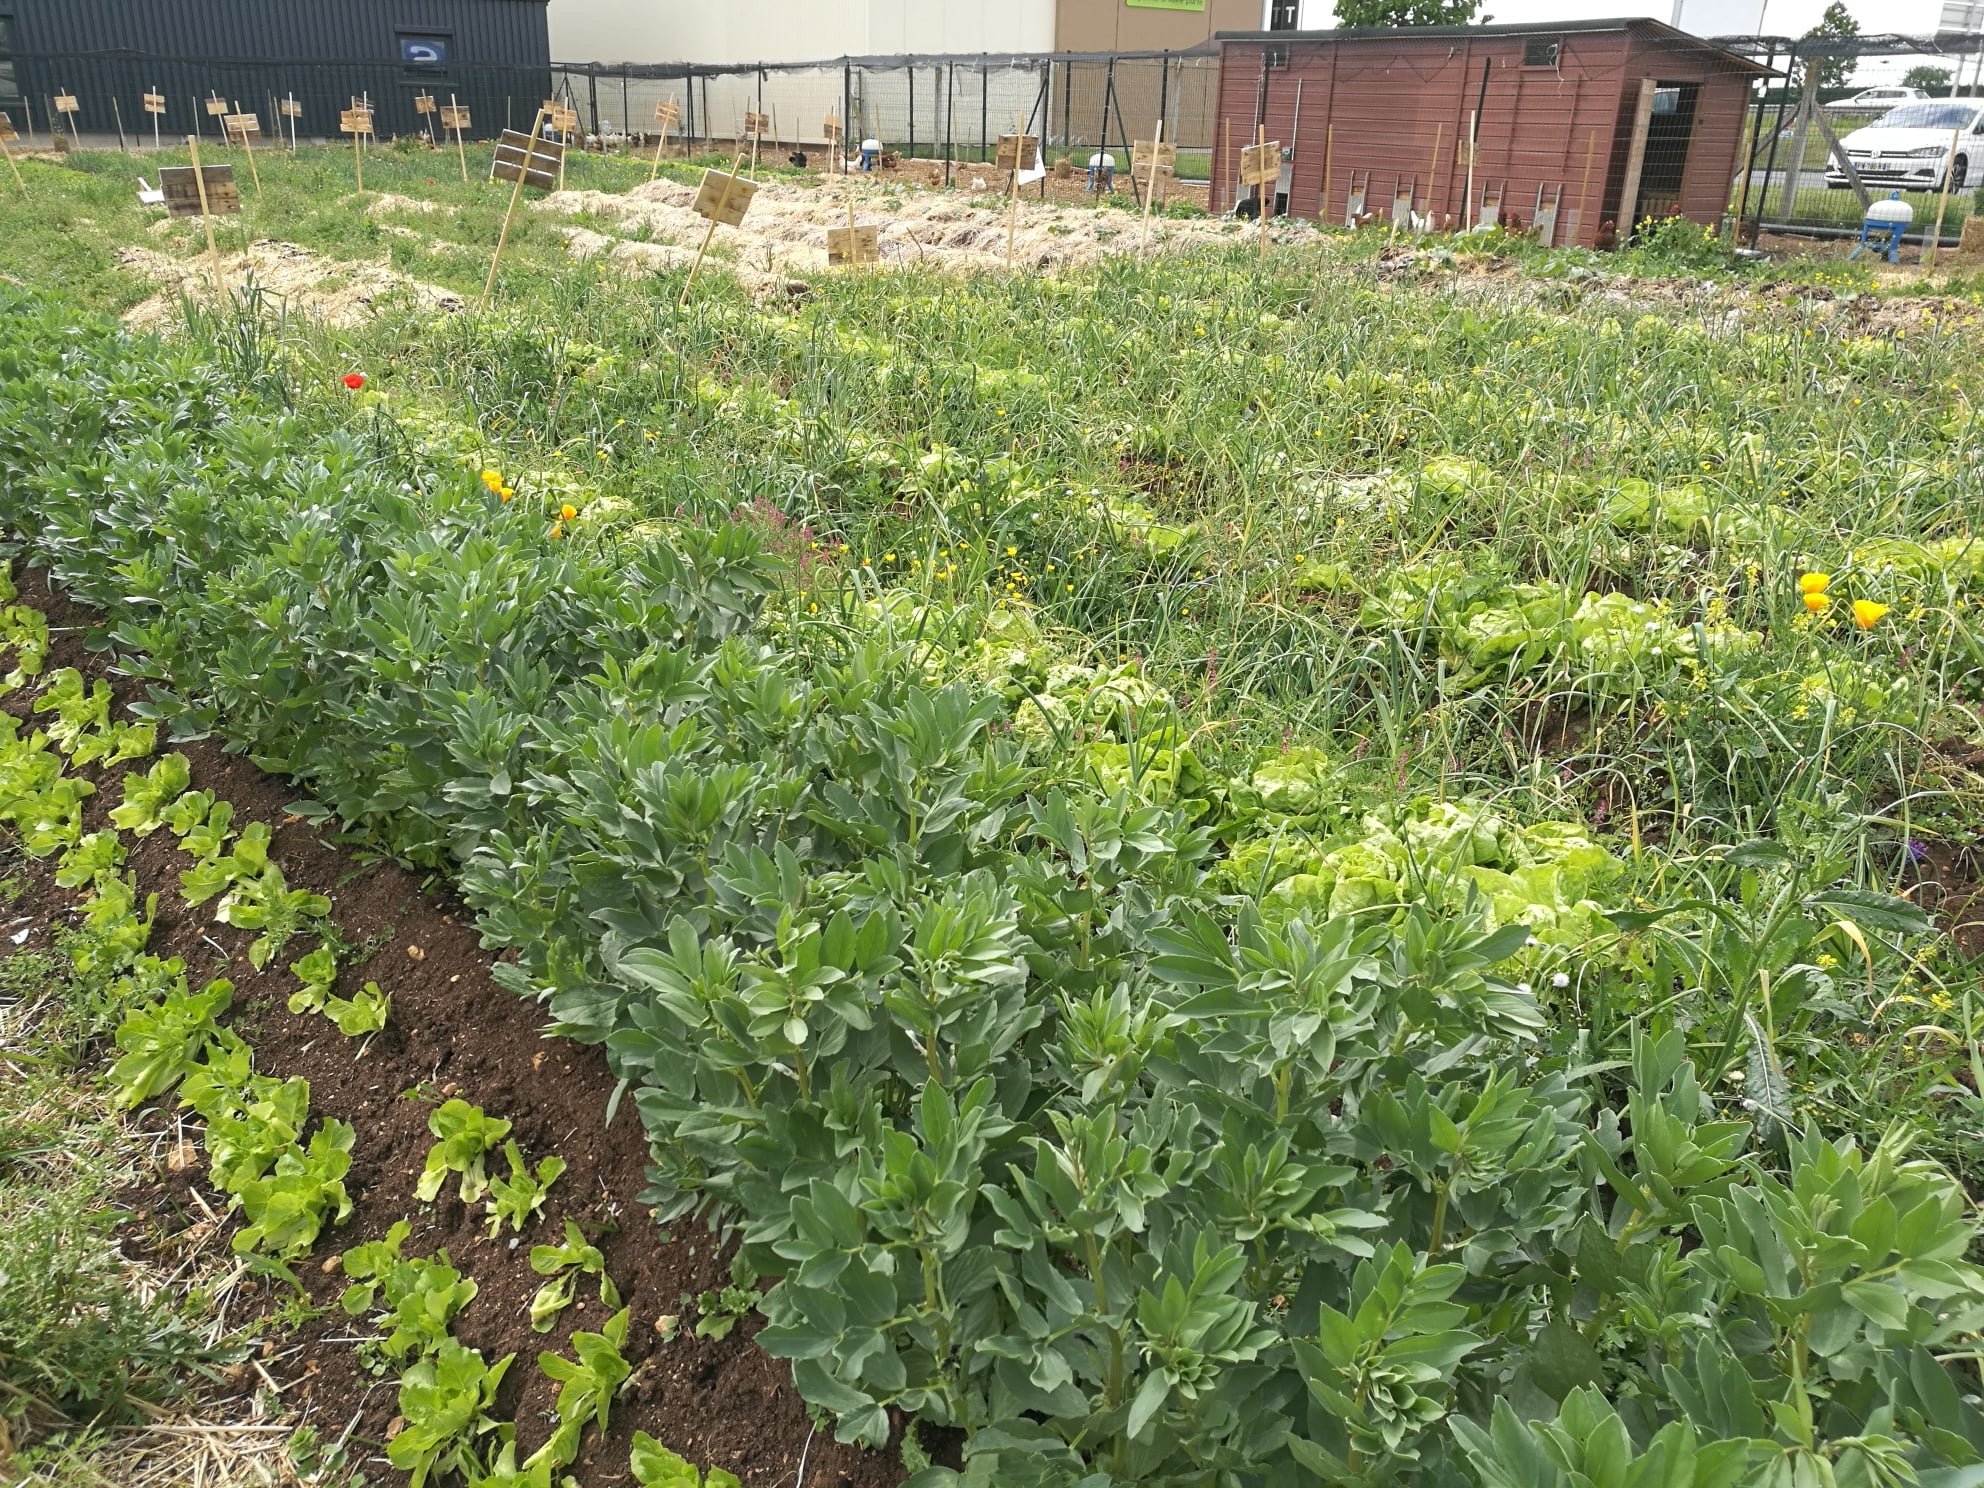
[1125,0,1207,9]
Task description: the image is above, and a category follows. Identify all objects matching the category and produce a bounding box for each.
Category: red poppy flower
[343,373,366,390]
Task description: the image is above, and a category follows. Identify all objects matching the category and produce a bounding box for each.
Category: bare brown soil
[6,565,900,1488]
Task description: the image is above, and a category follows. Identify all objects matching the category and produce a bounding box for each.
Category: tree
[1333,0,1483,26]
[1903,63,1953,92]
[1802,1,1861,93]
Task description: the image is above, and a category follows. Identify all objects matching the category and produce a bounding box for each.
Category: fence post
[588,69,600,140]
[945,62,954,184]
[982,60,989,163]
[844,62,853,160]
[1754,63,1795,232]
[909,62,916,159]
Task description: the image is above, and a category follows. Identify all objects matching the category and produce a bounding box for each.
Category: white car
[1826,86,1930,111]
[1826,99,1984,191]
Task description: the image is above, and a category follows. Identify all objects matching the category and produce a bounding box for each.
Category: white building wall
[549,0,1054,65]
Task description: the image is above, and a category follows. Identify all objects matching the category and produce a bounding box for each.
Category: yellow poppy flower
[1803,591,1828,613]
[1852,600,1889,629]
[1799,572,1830,594]
[559,503,578,522]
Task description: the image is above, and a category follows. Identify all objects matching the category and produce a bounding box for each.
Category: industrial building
[1212,18,1766,246]
[0,0,549,144]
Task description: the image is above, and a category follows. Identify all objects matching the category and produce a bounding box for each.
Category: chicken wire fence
[1723,33,1984,246]
[549,52,1220,177]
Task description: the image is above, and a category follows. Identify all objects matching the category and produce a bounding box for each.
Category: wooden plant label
[440,105,471,131]
[1135,138,1177,169]
[414,94,437,115]
[54,94,79,115]
[826,223,880,265]
[340,108,374,136]
[142,92,167,116]
[0,113,17,143]
[654,99,681,128]
[995,133,1039,172]
[744,110,772,138]
[1239,140,1281,187]
[821,115,843,140]
[206,96,229,117]
[160,163,240,217]
[279,98,303,119]
[225,112,261,141]
[545,105,579,133]
[692,167,756,227]
[491,127,564,190]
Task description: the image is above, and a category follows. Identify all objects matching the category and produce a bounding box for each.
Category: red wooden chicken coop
[1213,19,1769,248]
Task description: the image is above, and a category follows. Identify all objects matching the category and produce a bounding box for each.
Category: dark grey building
[0,0,548,144]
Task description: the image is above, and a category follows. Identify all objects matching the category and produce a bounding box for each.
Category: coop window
[1523,36,1561,67]
[397,31,451,75]
[1269,0,1301,29]
[1265,43,1290,68]
[0,16,16,100]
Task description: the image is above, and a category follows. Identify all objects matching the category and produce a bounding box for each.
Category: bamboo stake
[1926,124,1963,268]
[452,94,468,182]
[1008,159,1023,265]
[1222,116,1232,210]
[680,145,747,308]
[1576,131,1597,248]
[353,115,363,192]
[1139,118,1163,256]
[480,107,546,311]
[0,134,22,193]
[187,134,222,297]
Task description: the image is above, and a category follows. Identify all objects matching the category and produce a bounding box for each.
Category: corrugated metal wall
[4,0,548,142]
[1213,26,1759,248]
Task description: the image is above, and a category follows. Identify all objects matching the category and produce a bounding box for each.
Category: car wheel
[1946,154,1969,193]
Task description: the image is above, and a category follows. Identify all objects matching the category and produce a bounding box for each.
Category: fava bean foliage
[1,198,1982,1488]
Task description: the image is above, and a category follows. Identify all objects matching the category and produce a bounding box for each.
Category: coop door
[1633,83,1699,225]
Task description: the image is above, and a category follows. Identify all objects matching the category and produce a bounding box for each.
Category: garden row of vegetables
[3,258,1983,1488]
[0,568,744,1488]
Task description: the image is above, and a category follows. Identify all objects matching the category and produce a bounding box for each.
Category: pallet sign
[743,110,771,138]
[481,112,563,309]
[649,96,680,181]
[160,162,240,218]
[997,133,1040,266]
[224,112,263,191]
[822,112,843,173]
[143,91,166,114]
[341,107,373,190]
[54,94,79,114]
[414,94,437,114]
[1135,125,1174,252]
[442,98,471,181]
[680,155,756,305]
[491,126,564,191]
[826,221,880,266]
[1241,133,1280,259]
[544,104,580,133]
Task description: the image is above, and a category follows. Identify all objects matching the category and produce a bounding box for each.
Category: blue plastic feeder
[1850,192,1914,264]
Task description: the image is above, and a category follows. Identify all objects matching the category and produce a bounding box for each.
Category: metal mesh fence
[550,53,1220,175]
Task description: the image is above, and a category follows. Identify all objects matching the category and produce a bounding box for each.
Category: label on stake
[1239,141,1281,187]
[142,92,167,116]
[160,164,240,217]
[440,105,471,131]
[826,223,880,265]
[491,128,564,191]
[692,168,756,227]
[995,133,1039,172]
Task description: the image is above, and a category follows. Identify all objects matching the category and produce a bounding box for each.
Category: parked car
[1826,99,1984,191]
[1826,86,1930,111]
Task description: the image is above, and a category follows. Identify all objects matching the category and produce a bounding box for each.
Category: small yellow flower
[480,468,502,489]
[1006,546,1017,556]
[883,552,895,562]
[1803,591,1828,613]
[500,486,515,502]
[1799,572,1830,594]
[550,521,565,539]
[1852,600,1889,629]
[560,503,578,522]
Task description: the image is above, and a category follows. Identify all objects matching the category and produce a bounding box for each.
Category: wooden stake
[1008,161,1023,266]
[1926,124,1963,267]
[1222,116,1232,210]
[1140,118,1163,256]
[452,94,468,182]
[480,107,546,311]
[0,135,22,193]
[649,94,675,182]
[1323,122,1335,225]
[1258,125,1270,260]
[187,133,222,296]
[1463,110,1477,228]
[235,103,261,193]
[1423,123,1444,231]
[680,145,748,308]
[353,118,363,191]
[1576,130,1597,247]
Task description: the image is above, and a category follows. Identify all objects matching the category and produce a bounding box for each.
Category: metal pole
[1754,59,1795,232]
[982,61,989,164]
[945,63,954,185]
[112,96,128,152]
[1158,51,1171,155]
[1062,55,1072,168]
[1096,57,1114,192]
[1732,48,1772,235]
[909,62,916,159]
[844,63,853,163]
